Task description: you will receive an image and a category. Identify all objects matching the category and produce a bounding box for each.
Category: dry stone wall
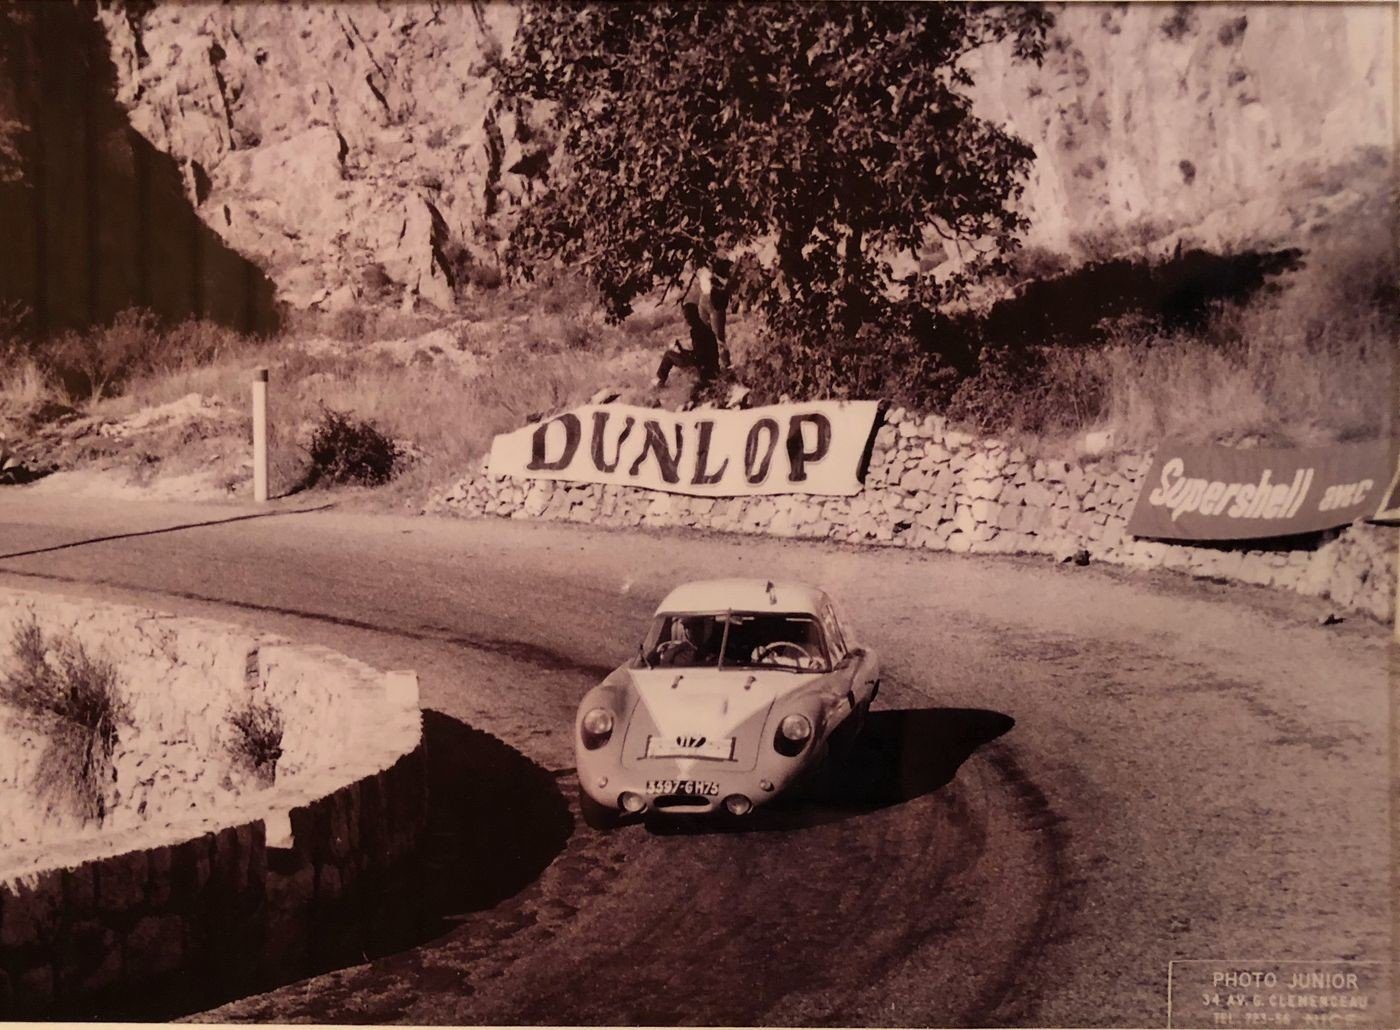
[433,406,1396,623]
[0,590,425,1018]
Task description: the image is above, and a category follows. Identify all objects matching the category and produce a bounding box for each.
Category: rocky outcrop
[965,3,1394,260]
[90,3,1392,310]
[432,406,1397,624]
[98,1,531,311]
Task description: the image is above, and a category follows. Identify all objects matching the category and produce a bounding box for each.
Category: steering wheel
[752,641,814,666]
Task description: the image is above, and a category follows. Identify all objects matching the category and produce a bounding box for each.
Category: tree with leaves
[495,2,1051,398]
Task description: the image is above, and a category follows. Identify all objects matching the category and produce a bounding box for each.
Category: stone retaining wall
[0,590,425,1018]
[433,406,1397,623]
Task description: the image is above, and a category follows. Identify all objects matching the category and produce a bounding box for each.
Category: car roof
[654,578,830,616]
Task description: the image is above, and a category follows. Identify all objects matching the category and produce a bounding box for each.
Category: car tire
[578,787,621,831]
[830,702,867,765]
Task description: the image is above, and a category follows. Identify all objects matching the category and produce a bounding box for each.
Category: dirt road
[0,495,1391,1026]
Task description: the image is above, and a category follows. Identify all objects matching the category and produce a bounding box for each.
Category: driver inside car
[655,616,714,667]
[747,617,824,669]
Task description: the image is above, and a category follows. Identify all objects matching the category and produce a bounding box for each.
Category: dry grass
[1007,202,1397,453]
[67,276,662,503]
[2,619,128,825]
[318,343,650,506]
[1086,308,1391,449]
[0,356,61,415]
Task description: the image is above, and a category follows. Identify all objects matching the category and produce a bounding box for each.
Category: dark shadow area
[0,464,52,486]
[1134,526,1337,553]
[917,246,1304,376]
[646,707,1014,836]
[42,711,571,1022]
[0,504,336,561]
[0,2,278,335]
[416,709,573,926]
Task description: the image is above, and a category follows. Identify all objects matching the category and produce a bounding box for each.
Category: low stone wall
[0,590,425,1018]
[433,406,1396,623]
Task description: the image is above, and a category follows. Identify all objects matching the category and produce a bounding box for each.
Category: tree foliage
[495,1,1051,396]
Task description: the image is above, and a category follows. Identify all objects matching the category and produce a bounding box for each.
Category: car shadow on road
[646,707,1014,836]
[418,709,574,927]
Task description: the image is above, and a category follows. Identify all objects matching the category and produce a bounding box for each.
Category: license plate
[645,735,735,760]
[645,779,720,796]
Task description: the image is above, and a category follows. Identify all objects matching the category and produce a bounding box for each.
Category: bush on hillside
[46,308,164,402]
[1,619,128,824]
[227,696,284,785]
[304,407,402,487]
[25,308,254,404]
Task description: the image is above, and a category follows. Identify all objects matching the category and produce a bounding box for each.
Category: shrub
[359,263,398,304]
[227,697,283,784]
[1,619,128,824]
[0,298,29,341]
[443,241,505,300]
[304,407,402,486]
[329,306,374,343]
[46,308,164,402]
[36,309,257,404]
[743,307,961,412]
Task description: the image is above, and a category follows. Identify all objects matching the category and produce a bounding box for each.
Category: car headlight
[774,713,813,755]
[581,707,615,748]
[779,714,812,742]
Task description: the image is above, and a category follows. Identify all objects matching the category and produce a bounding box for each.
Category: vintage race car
[575,578,880,827]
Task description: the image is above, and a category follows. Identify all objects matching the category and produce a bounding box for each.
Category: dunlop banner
[487,401,882,497]
[1127,439,1399,541]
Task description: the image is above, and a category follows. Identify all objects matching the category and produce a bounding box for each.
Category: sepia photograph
[0,1,1395,1027]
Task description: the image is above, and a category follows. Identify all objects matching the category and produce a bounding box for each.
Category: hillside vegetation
[1,175,1392,508]
[0,2,1393,505]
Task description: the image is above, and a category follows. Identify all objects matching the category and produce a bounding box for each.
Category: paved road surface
[0,495,1391,1026]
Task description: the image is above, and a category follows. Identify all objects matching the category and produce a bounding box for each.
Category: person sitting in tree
[655,256,733,386]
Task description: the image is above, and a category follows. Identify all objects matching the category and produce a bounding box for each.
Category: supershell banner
[1127,439,1399,541]
[488,401,882,497]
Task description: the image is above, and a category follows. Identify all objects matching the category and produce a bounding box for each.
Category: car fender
[757,672,847,769]
[575,667,637,776]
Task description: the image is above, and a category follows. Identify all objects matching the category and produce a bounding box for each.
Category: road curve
[0,495,1390,1027]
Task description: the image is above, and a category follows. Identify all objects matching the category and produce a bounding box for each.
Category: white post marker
[252,367,269,503]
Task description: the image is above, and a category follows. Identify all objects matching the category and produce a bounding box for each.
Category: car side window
[821,603,847,662]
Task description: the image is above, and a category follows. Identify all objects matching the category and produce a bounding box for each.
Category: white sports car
[575,578,880,826]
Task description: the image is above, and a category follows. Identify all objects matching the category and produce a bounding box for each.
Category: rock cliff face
[967,3,1394,259]
[99,1,532,312]
[95,1,1393,311]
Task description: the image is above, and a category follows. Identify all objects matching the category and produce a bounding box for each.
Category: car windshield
[640,612,830,672]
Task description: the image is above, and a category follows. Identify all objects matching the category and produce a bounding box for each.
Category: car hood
[621,667,823,772]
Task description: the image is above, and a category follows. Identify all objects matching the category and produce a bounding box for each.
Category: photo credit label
[1168,960,1390,1029]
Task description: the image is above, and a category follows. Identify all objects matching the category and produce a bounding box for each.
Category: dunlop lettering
[489,401,882,498]
[744,418,781,484]
[527,413,582,471]
[591,411,635,473]
[786,413,832,483]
